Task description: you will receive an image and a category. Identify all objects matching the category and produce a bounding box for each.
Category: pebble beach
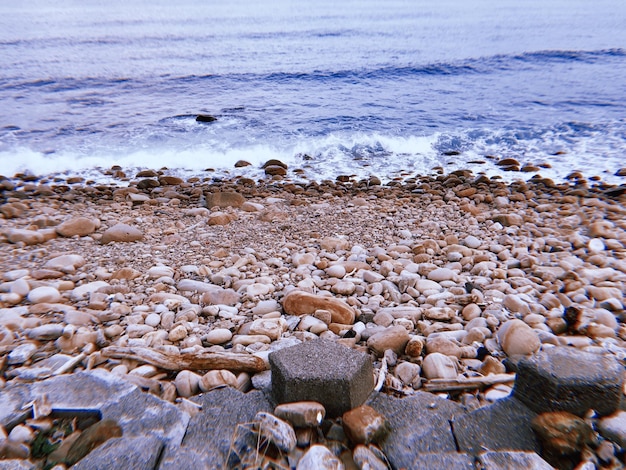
[1,163,626,469]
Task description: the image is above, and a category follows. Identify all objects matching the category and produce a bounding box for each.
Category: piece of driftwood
[101,346,268,373]
[374,356,388,392]
[423,373,515,393]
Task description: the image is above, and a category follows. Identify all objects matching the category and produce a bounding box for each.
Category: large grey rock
[72,436,163,470]
[269,339,374,417]
[366,391,467,469]
[410,453,475,469]
[479,451,554,469]
[454,397,540,455]
[0,461,35,470]
[513,347,623,417]
[159,387,272,469]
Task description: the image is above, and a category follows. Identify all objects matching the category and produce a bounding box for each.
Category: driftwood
[374,356,387,392]
[101,346,268,373]
[423,373,515,393]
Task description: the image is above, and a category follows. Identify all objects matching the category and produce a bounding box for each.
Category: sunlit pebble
[588,239,605,253]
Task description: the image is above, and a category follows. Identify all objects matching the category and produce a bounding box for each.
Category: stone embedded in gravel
[175,370,201,398]
[422,352,458,379]
[296,445,343,470]
[342,405,388,445]
[352,445,389,470]
[366,325,410,356]
[27,323,64,340]
[204,328,233,345]
[44,254,86,273]
[199,370,238,392]
[101,223,144,244]
[282,290,356,325]
[27,286,62,304]
[208,212,235,226]
[6,228,45,245]
[496,319,540,356]
[503,294,531,315]
[205,191,245,208]
[249,318,285,341]
[273,401,326,428]
[71,281,110,301]
[427,268,456,282]
[56,217,98,237]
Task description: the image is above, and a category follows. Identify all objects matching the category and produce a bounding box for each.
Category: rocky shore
[0,165,625,469]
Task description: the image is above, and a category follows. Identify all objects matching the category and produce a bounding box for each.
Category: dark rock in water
[264,165,287,176]
[442,150,461,156]
[136,178,160,190]
[136,169,159,178]
[604,185,626,198]
[615,167,626,176]
[262,159,287,169]
[196,114,217,123]
[496,158,520,167]
[234,160,252,168]
[336,175,351,182]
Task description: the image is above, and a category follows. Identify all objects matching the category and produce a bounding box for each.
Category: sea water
[1,0,625,184]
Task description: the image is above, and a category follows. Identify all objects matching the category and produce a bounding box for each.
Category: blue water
[1,0,625,183]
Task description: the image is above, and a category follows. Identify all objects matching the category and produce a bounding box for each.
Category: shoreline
[1,165,625,467]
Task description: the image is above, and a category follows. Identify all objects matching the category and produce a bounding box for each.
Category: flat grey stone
[454,397,539,455]
[513,347,623,417]
[0,383,32,430]
[159,387,272,469]
[480,451,554,469]
[100,387,189,453]
[410,453,475,469]
[71,436,163,470]
[269,339,374,417]
[366,391,466,469]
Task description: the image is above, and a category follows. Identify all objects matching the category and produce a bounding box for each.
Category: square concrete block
[513,347,623,417]
[269,339,374,417]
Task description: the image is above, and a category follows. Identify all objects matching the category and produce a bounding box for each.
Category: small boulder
[56,217,98,237]
[282,290,355,325]
[101,223,143,244]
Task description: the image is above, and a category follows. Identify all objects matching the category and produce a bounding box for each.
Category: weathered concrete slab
[367,391,467,469]
[0,383,32,430]
[269,339,374,417]
[410,453,475,469]
[159,387,272,469]
[513,347,623,417]
[479,450,554,469]
[454,397,540,455]
[0,461,35,470]
[158,449,216,470]
[72,436,163,470]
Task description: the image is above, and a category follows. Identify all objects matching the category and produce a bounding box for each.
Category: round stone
[27,286,62,304]
[204,328,233,345]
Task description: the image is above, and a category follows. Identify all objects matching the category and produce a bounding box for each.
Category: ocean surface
[1,0,625,184]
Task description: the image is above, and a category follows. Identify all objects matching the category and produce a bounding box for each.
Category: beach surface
[1,166,625,468]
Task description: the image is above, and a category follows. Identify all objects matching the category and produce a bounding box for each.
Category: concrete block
[454,397,540,455]
[159,387,272,469]
[269,339,374,417]
[367,391,467,469]
[480,451,554,469]
[410,453,475,469]
[513,347,623,417]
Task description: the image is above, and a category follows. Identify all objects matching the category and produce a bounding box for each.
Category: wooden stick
[423,373,515,393]
[374,356,387,392]
[101,346,268,373]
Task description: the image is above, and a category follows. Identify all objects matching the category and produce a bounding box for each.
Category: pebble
[56,217,98,237]
[353,445,389,470]
[366,325,410,356]
[7,342,38,365]
[282,290,356,324]
[394,361,421,388]
[422,352,458,379]
[496,319,541,356]
[100,223,144,244]
[204,328,233,344]
[274,401,326,428]
[27,286,62,304]
[531,411,593,455]
[297,445,344,470]
[199,369,238,392]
